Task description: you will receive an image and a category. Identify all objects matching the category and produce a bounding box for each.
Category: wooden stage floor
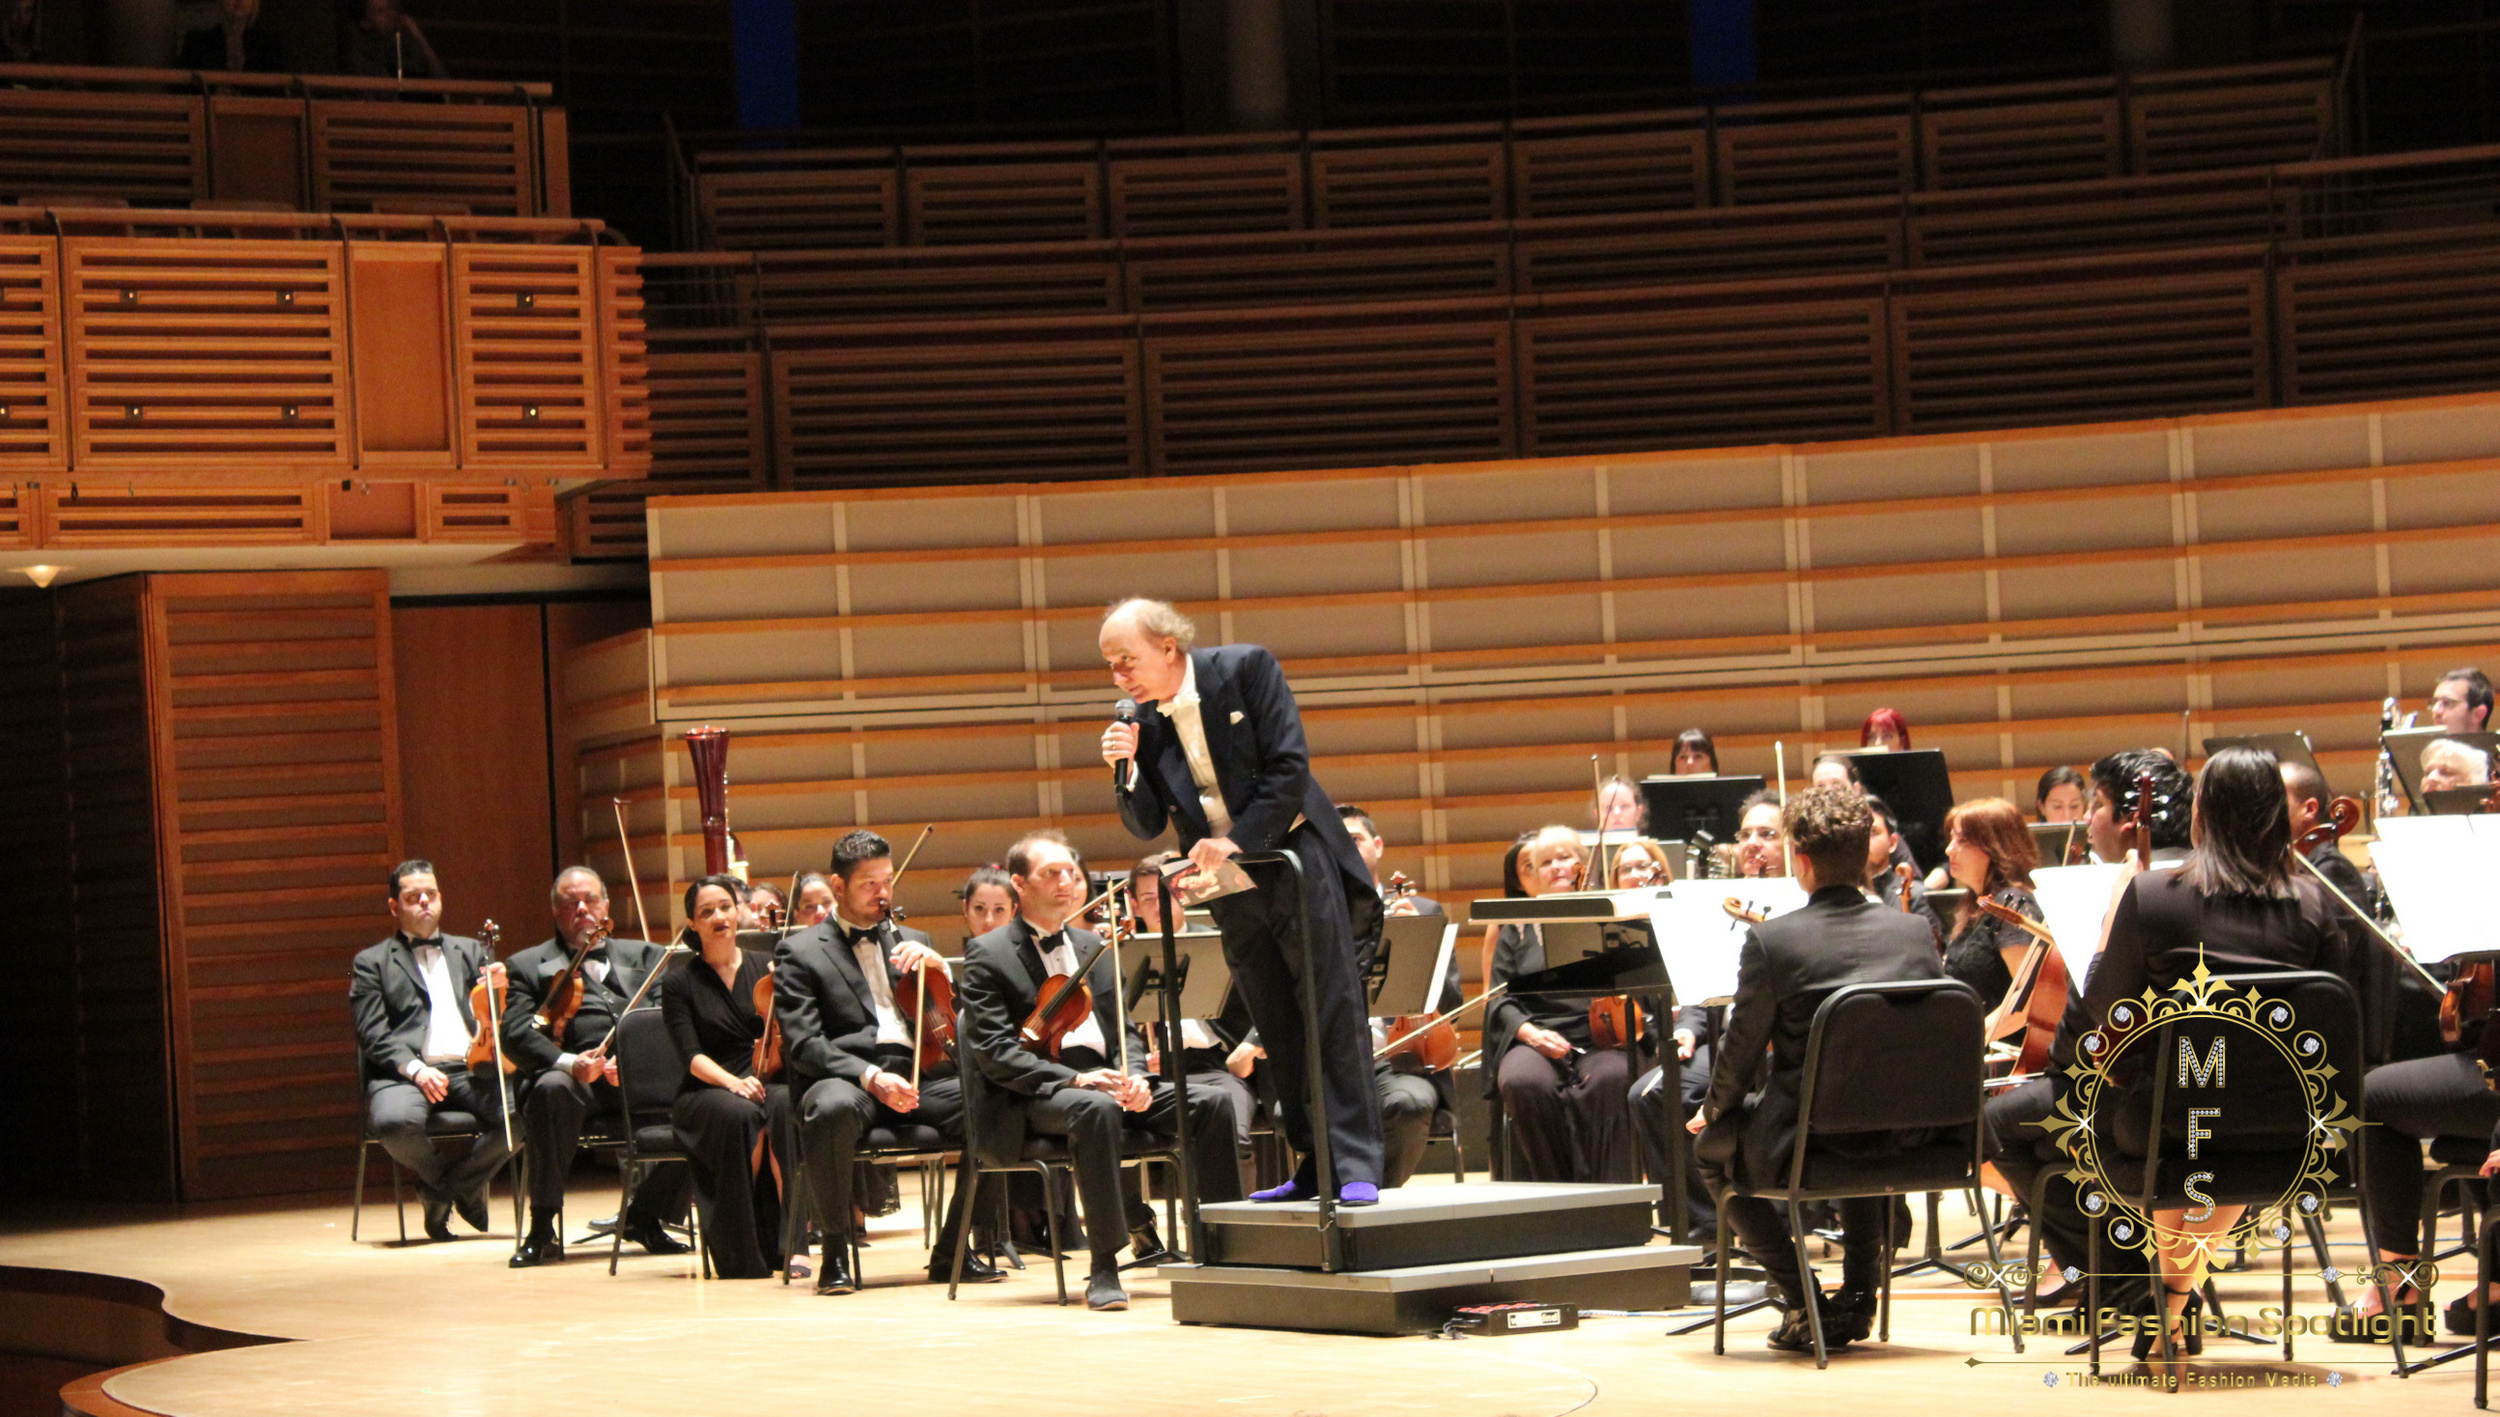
[0,1176,2464,1416]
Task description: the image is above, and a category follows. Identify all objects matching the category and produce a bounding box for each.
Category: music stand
[1638,776,1765,849]
[2027,821,2090,865]
[2425,787,2500,817]
[1120,929,1232,1028]
[1845,748,1954,873]
[1365,915,1458,1015]
[2384,728,2500,810]
[2202,732,2320,778]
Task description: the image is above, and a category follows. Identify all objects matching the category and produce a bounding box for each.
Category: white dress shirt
[835,914,913,1050]
[1157,654,1234,837]
[405,937,471,1077]
[1031,923,1109,1059]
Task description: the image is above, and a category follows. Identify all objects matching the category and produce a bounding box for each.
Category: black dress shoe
[813,1249,857,1295]
[1086,1269,1130,1311]
[1766,1294,1849,1353]
[510,1230,564,1268]
[1828,1286,1878,1344]
[934,1252,1004,1284]
[1128,1223,1176,1265]
[622,1220,691,1256]
[455,1190,491,1234]
[421,1193,455,1243]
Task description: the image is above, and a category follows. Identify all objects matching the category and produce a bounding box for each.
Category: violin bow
[610,797,655,944]
[1370,983,1508,1062]
[1024,880,1133,1027]
[2289,849,2442,989]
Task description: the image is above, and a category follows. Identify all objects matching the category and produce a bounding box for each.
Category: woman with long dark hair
[659,874,788,1279]
[1937,798,2043,1007]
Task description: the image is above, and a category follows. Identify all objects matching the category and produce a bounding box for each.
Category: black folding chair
[607,1008,706,1277]
[1711,977,2018,1369]
[2082,970,2385,1373]
[348,1037,521,1243]
[776,1113,953,1286]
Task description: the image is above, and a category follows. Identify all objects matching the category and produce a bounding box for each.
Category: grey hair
[550,865,606,908]
[1104,597,1197,650]
[2423,738,2494,783]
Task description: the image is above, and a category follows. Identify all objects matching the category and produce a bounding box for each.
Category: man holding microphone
[1098,597,1386,1206]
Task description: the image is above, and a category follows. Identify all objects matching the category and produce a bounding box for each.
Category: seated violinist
[349,859,513,1242]
[1684,788,1946,1352]
[775,830,989,1294]
[1487,826,1644,1183]
[502,866,691,1266]
[958,830,1244,1311]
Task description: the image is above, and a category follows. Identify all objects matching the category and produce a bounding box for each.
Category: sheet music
[2368,816,2500,962]
[1645,878,1807,1004]
[2031,863,2130,982]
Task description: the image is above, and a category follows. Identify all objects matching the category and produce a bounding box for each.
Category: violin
[1977,897,2067,1080]
[1021,936,1113,1059]
[891,933,958,1084]
[462,921,514,1074]
[532,921,605,1047]
[1723,898,1770,925]
[1375,873,1459,1069]
[1589,995,1644,1051]
[752,972,785,1082]
[1893,861,1916,914]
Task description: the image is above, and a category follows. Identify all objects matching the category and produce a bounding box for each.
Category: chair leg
[2475,1213,2494,1409]
[781,1150,807,1286]
[1879,1192,1895,1343]
[1038,1165,1068,1307]
[609,1161,633,1276]
[1788,1198,1827,1369]
[351,1138,370,1243]
[391,1152,407,1244]
[1712,1201,1732,1355]
[946,1169,980,1300]
[1973,1187,2022,1354]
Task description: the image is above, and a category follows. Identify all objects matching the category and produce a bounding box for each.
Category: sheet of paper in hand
[1159,854,1257,907]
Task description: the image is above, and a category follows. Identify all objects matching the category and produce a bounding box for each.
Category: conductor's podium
[1164,1182,1694,1334]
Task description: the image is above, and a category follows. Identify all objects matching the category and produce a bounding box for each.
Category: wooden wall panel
[451,247,603,470]
[0,236,64,471]
[393,603,557,959]
[144,571,401,1201]
[606,392,2500,937]
[0,589,78,1201]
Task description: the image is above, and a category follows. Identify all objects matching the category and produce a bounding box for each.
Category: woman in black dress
[1937,797,2044,1009]
[1487,826,1642,1183]
[660,874,787,1279]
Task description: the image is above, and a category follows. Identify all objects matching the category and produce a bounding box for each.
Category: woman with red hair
[1859,707,1911,751]
[1938,797,2042,1006]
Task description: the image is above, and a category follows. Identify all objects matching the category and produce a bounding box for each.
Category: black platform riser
[1204,1200,1655,1271]
[1171,1265,1691,1335]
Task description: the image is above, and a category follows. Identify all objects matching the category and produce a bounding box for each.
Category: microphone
[1112,699,1139,791]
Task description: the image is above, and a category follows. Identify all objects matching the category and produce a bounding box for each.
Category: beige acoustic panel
[1225,537,1407,600]
[1606,520,1791,579]
[2196,478,2374,541]
[1807,504,1987,568]
[1605,454,1786,514]
[1990,491,2174,559]
[2389,532,2500,596]
[1040,547,1222,611]
[1418,526,1601,589]
[1798,441,1984,502]
[2382,403,2500,464]
[2199,544,2378,608]
[1809,569,1988,632]
[2384,465,2500,530]
[1988,428,2172,491]
[1223,472,1405,533]
[2190,409,2373,476]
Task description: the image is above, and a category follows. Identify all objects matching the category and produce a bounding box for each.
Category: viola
[1723,898,1770,925]
[1021,936,1113,1060]
[463,921,514,1074]
[893,951,958,1083]
[532,922,605,1048]
[1381,1013,1459,1071]
[752,973,785,1082]
[1893,861,1916,914]
[1588,995,1644,1051]
[1977,897,2067,1080]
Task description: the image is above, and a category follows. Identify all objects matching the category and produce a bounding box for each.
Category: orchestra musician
[1864,795,1943,941]
[1732,791,1788,877]
[1619,834,1715,1233]
[1860,708,1912,751]
[1985,748,2358,1352]
[775,830,992,1295]
[502,866,691,1266]
[2084,749,2192,869]
[789,872,836,929]
[2036,766,2089,824]
[747,881,788,928]
[1935,799,2045,1009]
[1131,850,1259,1184]
[2420,737,2493,793]
[958,830,1244,1311]
[1610,838,1673,888]
[1596,775,1647,834]
[1669,728,1720,776]
[1809,753,1860,791]
[660,875,788,1280]
[2425,667,2494,734]
[960,867,1017,940]
[1099,598,1387,1207]
[349,860,513,1242]
[1485,826,1642,1183]
[1684,787,1946,1352]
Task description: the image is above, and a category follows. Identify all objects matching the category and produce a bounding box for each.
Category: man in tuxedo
[1685,788,1946,1352]
[500,866,691,1266]
[776,829,993,1294]
[349,860,513,1241]
[1099,598,1386,1206]
[959,830,1243,1311]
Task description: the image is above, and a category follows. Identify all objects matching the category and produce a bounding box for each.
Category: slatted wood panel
[596,248,652,477]
[451,246,602,468]
[1509,128,1711,219]
[619,393,2500,925]
[748,246,1124,323]
[58,576,178,1200]
[0,90,207,206]
[1145,312,1514,474]
[1713,114,1918,207]
[144,570,401,1201]
[1904,172,2279,266]
[774,328,1145,487]
[696,164,901,251]
[2128,75,2339,173]
[1124,229,1511,311]
[308,101,537,217]
[1310,142,1509,228]
[1920,97,2121,190]
[1518,285,1890,452]
[1106,151,1305,236]
[1891,250,2272,431]
[37,485,320,545]
[0,481,24,546]
[63,241,351,470]
[0,236,64,470]
[424,481,557,542]
[2276,236,2500,406]
[1513,207,1902,291]
[568,486,663,561]
[906,161,1104,246]
[646,345,769,490]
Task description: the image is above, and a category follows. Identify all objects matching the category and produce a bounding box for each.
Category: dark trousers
[1715,1188,1889,1306]
[2362,1051,2500,1253]
[367,1066,511,1202]
[1497,1043,1636,1182]
[671,1083,789,1279]
[1985,1076,2147,1297]
[794,1071,978,1262]
[1020,1078,1243,1269]
[1379,1068,1437,1188]
[1631,1056,1717,1233]
[518,1067,690,1229]
[1209,828,1386,1188]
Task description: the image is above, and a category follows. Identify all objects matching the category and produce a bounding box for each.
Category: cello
[1977,898,2068,1080]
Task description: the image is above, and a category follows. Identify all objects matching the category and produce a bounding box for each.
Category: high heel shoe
[2132,1286,2203,1360]
[2330,1287,2430,1344]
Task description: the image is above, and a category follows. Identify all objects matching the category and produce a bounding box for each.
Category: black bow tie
[844,926,882,948]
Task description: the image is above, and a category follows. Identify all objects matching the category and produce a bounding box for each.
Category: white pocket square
[1228,710,1244,724]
